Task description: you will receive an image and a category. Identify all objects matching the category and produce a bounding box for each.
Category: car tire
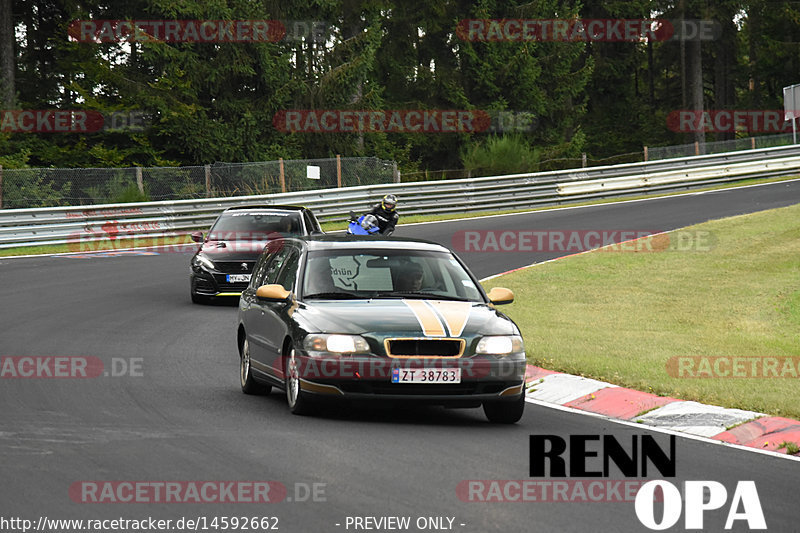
[483,392,525,424]
[284,347,313,415]
[240,338,271,395]
[191,290,211,305]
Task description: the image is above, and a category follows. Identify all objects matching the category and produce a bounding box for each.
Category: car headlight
[475,335,524,355]
[303,334,370,356]
[192,254,216,271]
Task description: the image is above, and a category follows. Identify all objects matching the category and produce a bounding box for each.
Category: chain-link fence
[647,133,797,161]
[402,135,798,182]
[0,156,397,209]
[2,135,797,209]
[401,151,646,181]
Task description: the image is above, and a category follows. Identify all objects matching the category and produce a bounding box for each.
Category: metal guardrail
[1,145,799,250]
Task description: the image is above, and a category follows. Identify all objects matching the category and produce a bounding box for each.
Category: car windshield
[302,249,484,302]
[208,212,303,240]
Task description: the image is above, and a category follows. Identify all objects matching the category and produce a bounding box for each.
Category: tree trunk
[748,3,760,107]
[343,5,364,152]
[681,0,705,151]
[687,37,705,152]
[714,20,731,140]
[647,37,654,107]
[680,0,687,109]
[0,0,15,108]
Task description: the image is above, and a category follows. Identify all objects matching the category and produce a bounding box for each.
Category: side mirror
[190,231,204,243]
[256,284,292,302]
[487,287,514,305]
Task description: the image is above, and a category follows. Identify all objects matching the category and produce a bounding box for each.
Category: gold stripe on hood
[403,300,446,337]
[429,301,472,337]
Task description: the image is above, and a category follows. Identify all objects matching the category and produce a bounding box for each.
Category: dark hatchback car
[236,235,527,423]
[189,205,322,303]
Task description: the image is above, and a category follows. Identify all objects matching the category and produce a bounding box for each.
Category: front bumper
[190,270,249,297]
[293,354,526,403]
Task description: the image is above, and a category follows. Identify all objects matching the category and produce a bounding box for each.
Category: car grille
[215,280,249,291]
[385,338,465,357]
[214,261,255,273]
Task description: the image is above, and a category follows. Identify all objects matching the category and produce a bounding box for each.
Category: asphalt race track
[1,180,799,533]
[398,179,800,279]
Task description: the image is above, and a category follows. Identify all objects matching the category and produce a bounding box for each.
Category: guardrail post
[336,154,342,188]
[0,164,3,209]
[135,167,144,195]
[695,141,700,156]
[751,137,756,150]
[279,158,286,193]
[204,164,211,197]
[643,146,648,162]
[393,161,400,183]
[582,153,587,168]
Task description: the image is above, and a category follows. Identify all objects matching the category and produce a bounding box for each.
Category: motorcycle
[347,212,381,235]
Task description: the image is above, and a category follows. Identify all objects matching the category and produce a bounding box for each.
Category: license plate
[391,368,461,384]
[226,274,251,283]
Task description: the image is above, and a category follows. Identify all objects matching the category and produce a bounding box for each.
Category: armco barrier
[1,145,800,249]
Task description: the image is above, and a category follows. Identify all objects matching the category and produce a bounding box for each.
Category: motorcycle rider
[368,194,399,235]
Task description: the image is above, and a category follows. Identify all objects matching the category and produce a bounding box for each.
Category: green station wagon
[236,235,527,423]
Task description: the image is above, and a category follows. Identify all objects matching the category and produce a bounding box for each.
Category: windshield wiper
[384,291,471,301]
[304,292,363,300]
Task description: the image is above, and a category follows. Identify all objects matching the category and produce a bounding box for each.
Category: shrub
[461,134,540,176]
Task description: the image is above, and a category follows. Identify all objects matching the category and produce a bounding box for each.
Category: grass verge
[1,175,796,258]
[779,441,800,455]
[482,203,800,419]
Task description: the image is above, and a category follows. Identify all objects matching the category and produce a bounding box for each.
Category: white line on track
[524,397,800,463]
[400,176,800,227]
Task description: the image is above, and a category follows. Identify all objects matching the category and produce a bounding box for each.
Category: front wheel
[483,392,525,424]
[191,290,211,304]
[285,347,313,415]
[240,338,271,395]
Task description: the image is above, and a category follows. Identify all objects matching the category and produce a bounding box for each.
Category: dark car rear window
[208,212,303,240]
